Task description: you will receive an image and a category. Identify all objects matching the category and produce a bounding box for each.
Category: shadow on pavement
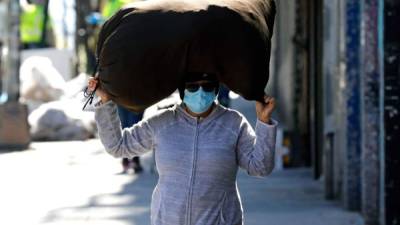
[41,173,158,225]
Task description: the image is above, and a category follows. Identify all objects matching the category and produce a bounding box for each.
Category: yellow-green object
[102,0,132,19]
[20,4,45,43]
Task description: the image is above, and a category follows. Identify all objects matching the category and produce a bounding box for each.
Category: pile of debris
[20,56,96,141]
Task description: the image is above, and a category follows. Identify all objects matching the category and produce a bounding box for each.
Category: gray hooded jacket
[94,101,277,225]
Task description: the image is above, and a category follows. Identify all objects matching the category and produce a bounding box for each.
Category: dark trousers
[117,105,144,168]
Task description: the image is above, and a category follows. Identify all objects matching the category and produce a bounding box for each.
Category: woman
[87,72,277,225]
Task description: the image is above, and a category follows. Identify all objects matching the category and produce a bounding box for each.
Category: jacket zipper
[186,117,200,225]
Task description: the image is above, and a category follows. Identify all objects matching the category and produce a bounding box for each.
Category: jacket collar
[176,102,225,125]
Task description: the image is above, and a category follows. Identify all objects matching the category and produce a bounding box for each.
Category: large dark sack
[97,0,276,112]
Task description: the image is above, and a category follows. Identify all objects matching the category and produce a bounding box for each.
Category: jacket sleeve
[94,101,154,158]
[236,116,278,177]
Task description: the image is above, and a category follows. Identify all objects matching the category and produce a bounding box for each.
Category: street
[1,0,399,224]
[0,139,364,225]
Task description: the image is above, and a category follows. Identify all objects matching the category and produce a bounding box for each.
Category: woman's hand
[88,76,111,103]
[255,95,276,124]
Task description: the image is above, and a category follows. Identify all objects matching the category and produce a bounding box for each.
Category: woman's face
[183,80,218,114]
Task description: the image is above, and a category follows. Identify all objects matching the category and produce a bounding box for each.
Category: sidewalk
[0,96,364,225]
[238,168,364,225]
[0,139,364,225]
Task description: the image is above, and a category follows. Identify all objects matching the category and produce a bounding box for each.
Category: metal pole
[343,0,362,211]
[40,0,50,47]
[383,0,400,224]
[361,0,383,224]
[2,0,21,102]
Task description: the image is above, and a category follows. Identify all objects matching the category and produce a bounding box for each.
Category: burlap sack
[97,0,276,112]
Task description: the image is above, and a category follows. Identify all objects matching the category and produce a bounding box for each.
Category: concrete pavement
[0,139,364,225]
[0,96,364,225]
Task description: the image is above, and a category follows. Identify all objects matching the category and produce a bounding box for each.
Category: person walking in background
[20,0,54,49]
[100,0,144,174]
[87,72,277,225]
[217,84,231,107]
[117,105,144,174]
[101,0,132,19]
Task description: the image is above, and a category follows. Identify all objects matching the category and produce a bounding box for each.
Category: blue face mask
[183,87,216,114]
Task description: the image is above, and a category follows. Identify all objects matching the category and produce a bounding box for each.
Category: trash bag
[20,56,66,103]
[96,0,276,112]
[29,99,96,141]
